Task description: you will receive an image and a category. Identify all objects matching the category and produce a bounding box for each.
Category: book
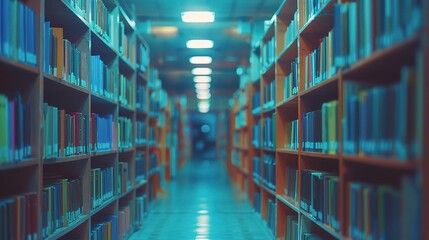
[284,10,299,50]
[119,201,136,238]
[262,154,276,191]
[136,84,147,112]
[288,119,299,150]
[136,42,149,73]
[252,120,261,148]
[118,161,131,194]
[261,36,275,73]
[263,80,276,110]
[135,194,147,226]
[302,0,331,26]
[251,90,261,114]
[284,166,298,201]
[252,156,261,180]
[254,192,261,214]
[90,0,113,43]
[91,167,114,210]
[118,116,133,150]
[136,121,147,145]
[91,215,118,240]
[90,113,117,153]
[90,55,118,101]
[149,153,158,176]
[267,198,277,236]
[262,113,276,149]
[119,74,134,109]
[135,151,146,182]
[284,58,299,100]
[285,215,298,240]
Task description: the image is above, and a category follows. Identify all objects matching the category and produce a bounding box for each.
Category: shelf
[276,0,298,21]
[276,94,298,110]
[262,148,276,153]
[119,148,135,154]
[91,150,117,157]
[299,75,339,99]
[300,151,340,160]
[136,143,148,148]
[276,194,299,213]
[300,0,335,36]
[276,149,298,155]
[44,214,89,240]
[118,185,134,199]
[45,0,89,34]
[0,159,39,172]
[0,56,39,76]
[119,55,135,75]
[262,105,276,115]
[261,62,275,78]
[91,93,118,107]
[300,210,342,240]
[44,74,90,96]
[233,146,249,151]
[134,180,148,188]
[262,185,276,196]
[277,36,298,63]
[91,197,116,215]
[253,177,261,187]
[44,154,89,164]
[251,107,261,116]
[342,155,418,171]
[90,29,117,60]
[262,21,275,42]
[137,72,148,84]
[136,109,148,117]
[119,103,135,115]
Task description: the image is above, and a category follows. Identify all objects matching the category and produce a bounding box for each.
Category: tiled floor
[129,159,274,240]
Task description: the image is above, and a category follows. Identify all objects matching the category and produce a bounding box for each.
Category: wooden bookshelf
[0,0,163,238]
[229,0,428,239]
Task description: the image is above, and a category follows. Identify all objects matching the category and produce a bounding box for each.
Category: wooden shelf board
[276,94,299,110]
[44,154,89,164]
[44,73,90,95]
[0,56,39,75]
[299,0,335,36]
[90,197,116,215]
[262,185,276,196]
[342,155,418,170]
[91,93,118,107]
[134,180,148,188]
[119,147,135,154]
[46,0,89,34]
[261,62,275,78]
[276,149,298,155]
[136,109,148,117]
[118,186,134,199]
[262,21,275,42]
[253,177,261,187]
[276,0,298,21]
[119,55,136,74]
[119,104,135,115]
[44,214,89,240]
[277,37,298,63]
[276,194,299,213]
[137,71,148,84]
[136,143,148,148]
[299,74,339,99]
[251,107,261,116]
[300,210,342,239]
[262,148,276,153]
[300,151,340,160]
[90,29,117,60]
[262,105,276,115]
[0,159,39,172]
[91,150,117,157]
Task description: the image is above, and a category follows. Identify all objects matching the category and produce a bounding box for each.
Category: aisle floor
[129,159,274,240]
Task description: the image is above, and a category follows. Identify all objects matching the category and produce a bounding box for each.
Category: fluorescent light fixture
[181,11,215,23]
[190,56,212,64]
[196,89,210,94]
[186,40,214,49]
[193,76,212,83]
[198,102,210,109]
[199,108,209,113]
[197,93,211,100]
[151,26,178,36]
[192,68,212,75]
[195,83,210,89]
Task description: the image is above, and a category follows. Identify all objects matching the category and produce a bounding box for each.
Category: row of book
[334,0,422,68]
[235,110,247,129]
[42,177,84,238]
[261,36,275,73]
[263,80,276,109]
[288,119,299,150]
[118,161,131,194]
[119,202,136,238]
[302,100,338,153]
[252,121,261,148]
[302,0,330,26]
[262,113,276,149]
[90,215,118,240]
[252,90,261,114]
[136,84,147,112]
[90,0,113,43]
[136,42,149,73]
[119,74,134,109]
[90,55,118,101]
[304,31,336,90]
[90,113,117,153]
[262,154,276,191]
[285,215,299,240]
[91,167,114,210]
[300,170,340,232]
[0,0,37,66]
[43,24,89,89]
[148,153,158,175]
[136,121,147,145]
[64,0,88,20]
[135,194,147,226]
[284,11,299,49]
[252,156,261,181]
[283,58,299,101]
[135,151,146,182]
[348,176,421,240]
[0,192,37,240]
[0,93,31,163]
[267,198,277,236]
[43,104,88,159]
[254,192,261,214]
[118,22,135,64]
[284,166,298,202]
[342,64,417,160]
[118,116,133,150]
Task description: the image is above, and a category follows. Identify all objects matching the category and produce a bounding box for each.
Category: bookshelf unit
[0,0,166,238]
[229,0,427,239]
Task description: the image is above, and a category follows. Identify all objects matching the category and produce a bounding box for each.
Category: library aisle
[130,159,273,240]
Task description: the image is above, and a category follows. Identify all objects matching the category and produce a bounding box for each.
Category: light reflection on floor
[129,159,273,240]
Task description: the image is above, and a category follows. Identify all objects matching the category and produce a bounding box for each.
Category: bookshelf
[229,0,427,239]
[0,0,166,238]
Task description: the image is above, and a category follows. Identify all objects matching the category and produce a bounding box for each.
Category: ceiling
[126,0,282,95]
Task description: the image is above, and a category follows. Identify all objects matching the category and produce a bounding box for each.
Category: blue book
[43,21,50,73]
[0,0,3,55]
[1,0,10,57]
[17,2,25,62]
[107,215,118,240]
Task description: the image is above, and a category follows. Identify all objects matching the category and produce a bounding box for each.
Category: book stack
[262,113,276,149]
[90,0,113,43]
[118,161,131,194]
[284,166,298,202]
[0,192,37,240]
[284,58,299,100]
[42,178,83,238]
[302,100,338,153]
[91,215,118,240]
[252,120,261,148]
[43,104,88,159]
[136,194,147,226]
[119,74,134,109]
[252,90,261,114]
[288,119,299,150]
[118,116,132,150]
[136,121,147,145]
[284,11,299,48]
[300,170,340,232]
[119,201,136,238]
[136,42,149,73]
[263,81,276,110]
[254,192,261,214]
[267,198,277,236]
[91,167,114,210]
[135,151,146,182]
[252,156,261,181]
[136,84,147,112]
[90,113,117,153]
[149,153,158,176]
[263,154,276,191]
[0,0,37,66]
[90,55,118,101]
[43,24,89,89]
[262,36,275,72]
[0,93,32,164]
[304,31,336,90]
[285,215,299,240]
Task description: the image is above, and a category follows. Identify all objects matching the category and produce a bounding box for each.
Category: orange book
[52,28,64,79]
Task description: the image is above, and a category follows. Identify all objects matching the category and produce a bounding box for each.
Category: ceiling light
[181,11,215,23]
[190,56,212,64]
[199,108,209,113]
[196,89,210,94]
[151,26,178,36]
[198,102,210,109]
[192,68,212,75]
[197,93,211,100]
[193,76,211,83]
[186,40,214,49]
[195,83,210,89]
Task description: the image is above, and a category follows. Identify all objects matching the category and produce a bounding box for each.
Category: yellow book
[52,28,64,79]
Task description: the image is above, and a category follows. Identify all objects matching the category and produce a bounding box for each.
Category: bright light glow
[192,68,212,75]
[193,76,212,83]
[190,56,212,64]
[186,40,214,49]
[195,89,210,94]
[195,83,210,89]
[182,11,215,23]
[198,102,210,109]
[197,93,211,100]
[199,108,209,113]
[151,26,178,36]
